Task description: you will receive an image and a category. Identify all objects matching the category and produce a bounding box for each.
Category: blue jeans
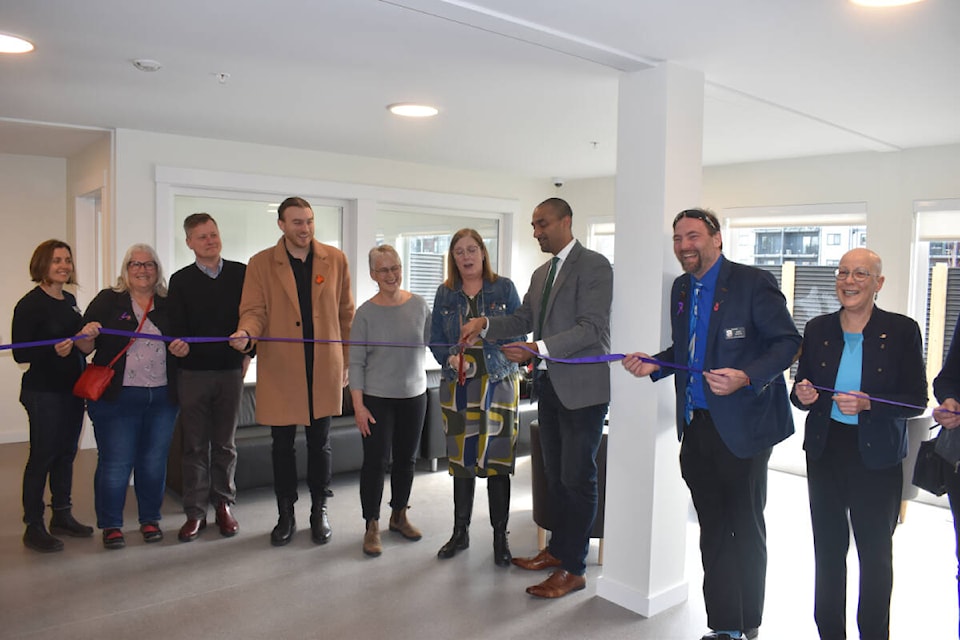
[536,374,607,576]
[88,386,178,529]
[20,389,85,525]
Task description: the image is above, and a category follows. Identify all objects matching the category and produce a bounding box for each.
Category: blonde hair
[368,244,401,271]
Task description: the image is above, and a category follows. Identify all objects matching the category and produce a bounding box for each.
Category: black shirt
[12,286,85,392]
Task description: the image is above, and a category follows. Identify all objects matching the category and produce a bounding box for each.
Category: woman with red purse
[81,244,189,550]
[12,240,98,552]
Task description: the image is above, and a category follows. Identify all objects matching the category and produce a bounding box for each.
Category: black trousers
[680,410,770,633]
[947,467,960,639]
[271,416,331,504]
[358,393,427,521]
[807,421,901,640]
[20,390,85,525]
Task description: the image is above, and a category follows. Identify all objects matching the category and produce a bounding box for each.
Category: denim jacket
[430,276,523,382]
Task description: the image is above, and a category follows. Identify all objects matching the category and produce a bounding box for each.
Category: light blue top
[831,331,864,424]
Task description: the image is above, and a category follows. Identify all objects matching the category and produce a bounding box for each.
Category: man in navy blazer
[462,197,612,600]
[624,208,800,640]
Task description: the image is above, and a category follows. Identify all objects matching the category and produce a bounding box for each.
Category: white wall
[0,154,68,443]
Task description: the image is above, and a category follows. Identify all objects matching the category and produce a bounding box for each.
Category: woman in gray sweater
[349,245,431,557]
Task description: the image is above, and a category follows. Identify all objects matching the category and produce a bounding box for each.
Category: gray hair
[368,244,400,271]
[112,243,169,296]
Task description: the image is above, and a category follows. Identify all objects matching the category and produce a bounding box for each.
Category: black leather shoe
[437,526,469,559]
[700,633,741,640]
[492,528,511,567]
[23,523,64,553]
[310,504,332,545]
[49,509,94,538]
[271,499,296,547]
[744,629,758,640]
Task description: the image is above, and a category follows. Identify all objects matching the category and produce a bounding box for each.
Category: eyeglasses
[127,261,158,270]
[673,209,720,233]
[834,268,876,282]
[453,245,481,258]
[374,265,401,276]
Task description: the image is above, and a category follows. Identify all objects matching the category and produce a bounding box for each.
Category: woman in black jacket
[82,244,189,550]
[791,248,927,640]
[12,240,97,552]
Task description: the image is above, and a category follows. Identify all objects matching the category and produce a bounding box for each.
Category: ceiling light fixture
[0,33,34,54]
[850,0,925,6]
[132,58,163,72]
[387,103,439,118]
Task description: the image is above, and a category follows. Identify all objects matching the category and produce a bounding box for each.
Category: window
[171,195,343,271]
[911,200,960,385]
[587,219,615,266]
[827,233,840,246]
[373,207,502,309]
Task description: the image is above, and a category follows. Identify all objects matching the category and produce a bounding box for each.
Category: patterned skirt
[440,370,519,478]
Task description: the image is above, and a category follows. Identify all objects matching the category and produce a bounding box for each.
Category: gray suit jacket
[486,241,612,410]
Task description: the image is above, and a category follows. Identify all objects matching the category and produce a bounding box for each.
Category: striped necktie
[685,281,703,424]
[538,257,559,337]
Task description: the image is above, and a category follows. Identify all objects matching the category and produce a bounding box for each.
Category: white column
[596,62,704,616]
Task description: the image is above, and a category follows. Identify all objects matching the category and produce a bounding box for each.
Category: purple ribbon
[3,330,952,417]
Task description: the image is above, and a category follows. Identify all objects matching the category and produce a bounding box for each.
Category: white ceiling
[0,0,957,178]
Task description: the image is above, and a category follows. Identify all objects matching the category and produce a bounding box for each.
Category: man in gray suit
[461,197,612,599]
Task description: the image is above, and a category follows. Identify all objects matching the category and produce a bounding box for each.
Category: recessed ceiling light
[387,103,439,118]
[850,0,925,6]
[0,33,34,54]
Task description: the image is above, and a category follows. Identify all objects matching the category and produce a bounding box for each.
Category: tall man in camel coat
[231,197,354,547]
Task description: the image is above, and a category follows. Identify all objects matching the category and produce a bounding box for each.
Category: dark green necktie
[538,257,559,337]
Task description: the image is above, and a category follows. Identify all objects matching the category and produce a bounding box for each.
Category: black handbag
[935,426,960,472]
[913,435,947,496]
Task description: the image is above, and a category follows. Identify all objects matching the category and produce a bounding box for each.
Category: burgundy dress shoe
[178,518,207,542]
[511,548,562,571]
[525,570,587,599]
[216,503,239,537]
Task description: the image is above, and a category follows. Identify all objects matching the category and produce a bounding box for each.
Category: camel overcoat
[238,238,354,425]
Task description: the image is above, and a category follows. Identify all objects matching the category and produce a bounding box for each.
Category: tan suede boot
[389,507,422,541]
[363,519,382,557]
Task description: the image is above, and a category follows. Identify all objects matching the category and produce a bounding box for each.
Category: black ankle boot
[23,522,64,553]
[437,525,470,559]
[50,508,94,538]
[310,502,332,545]
[270,498,296,547]
[488,475,512,567]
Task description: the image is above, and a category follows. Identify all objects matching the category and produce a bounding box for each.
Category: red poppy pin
[315,275,324,285]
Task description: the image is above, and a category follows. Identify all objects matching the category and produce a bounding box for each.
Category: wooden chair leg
[537,526,547,551]
[598,538,604,566]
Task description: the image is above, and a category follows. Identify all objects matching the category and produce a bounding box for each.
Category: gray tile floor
[0,442,956,639]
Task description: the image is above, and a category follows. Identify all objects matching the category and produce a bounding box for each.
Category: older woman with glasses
[430,228,522,566]
[82,244,190,549]
[791,248,927,640]
[349,245,431,557]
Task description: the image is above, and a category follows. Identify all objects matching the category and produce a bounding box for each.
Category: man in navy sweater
[167,213,251,542]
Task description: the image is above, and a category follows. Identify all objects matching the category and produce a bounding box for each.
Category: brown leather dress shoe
[511,548,562,571]
[216,503,239,537]
[178,518,206,542]
[525,570,587,598]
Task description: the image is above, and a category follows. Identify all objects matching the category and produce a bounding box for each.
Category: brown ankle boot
[363,519,382,557]
[389,507,422,541]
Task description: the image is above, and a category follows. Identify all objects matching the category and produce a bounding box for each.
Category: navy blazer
[791,307,927,469]
[652,258,800,458]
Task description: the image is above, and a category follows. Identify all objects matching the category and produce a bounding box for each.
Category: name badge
[725,327,746,340]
